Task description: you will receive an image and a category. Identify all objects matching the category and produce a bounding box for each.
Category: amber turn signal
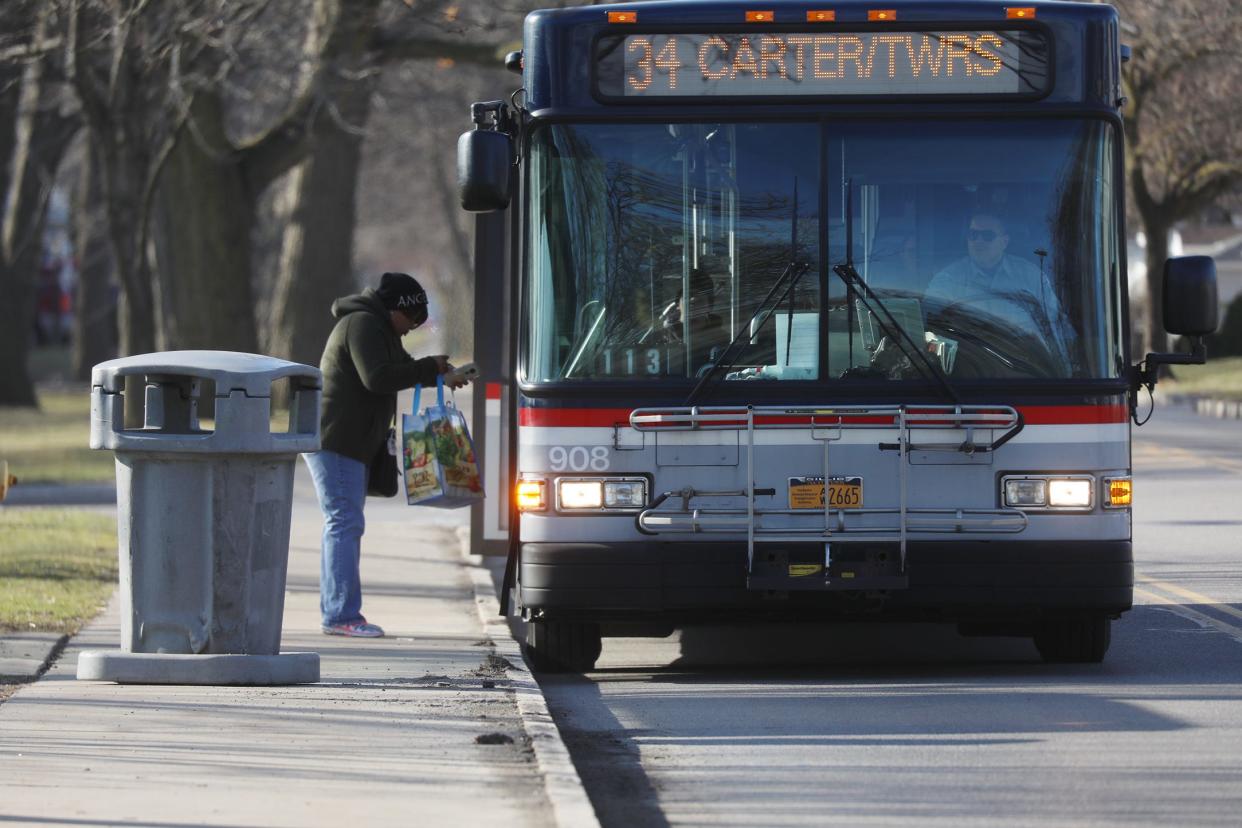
[516,478,547,511]
[1105,477,1132,508]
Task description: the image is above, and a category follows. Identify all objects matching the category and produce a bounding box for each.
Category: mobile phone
[446,362,479,384]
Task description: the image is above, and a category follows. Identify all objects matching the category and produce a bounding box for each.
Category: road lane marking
[1132,580,1242,645]
[1135,574,1242,625]
[1133,587,1242,645]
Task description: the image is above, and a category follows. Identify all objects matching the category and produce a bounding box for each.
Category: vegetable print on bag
[403,375,484,508]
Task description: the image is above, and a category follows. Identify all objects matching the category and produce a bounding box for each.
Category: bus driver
[926,211,1075,368]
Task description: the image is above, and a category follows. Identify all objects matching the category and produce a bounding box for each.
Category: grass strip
[0,383,297,486]
[0,509,117,634]
[1168,355,1242,401]
[0,388,115,484]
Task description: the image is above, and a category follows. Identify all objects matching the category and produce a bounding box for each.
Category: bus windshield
[525,119,1122,384]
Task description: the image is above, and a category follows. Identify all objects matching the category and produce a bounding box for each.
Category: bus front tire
[523,620,602,673]
[1033,614,1111,663]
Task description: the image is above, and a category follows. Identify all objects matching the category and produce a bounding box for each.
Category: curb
[0,633,69,684]
[457,529,601,828]
[0,483,117,507]
[1159,393,1242,421]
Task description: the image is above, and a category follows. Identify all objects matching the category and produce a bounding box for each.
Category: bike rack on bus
[629,404,1028,591]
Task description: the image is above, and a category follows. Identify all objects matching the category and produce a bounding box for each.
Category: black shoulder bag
[367,403,399,498]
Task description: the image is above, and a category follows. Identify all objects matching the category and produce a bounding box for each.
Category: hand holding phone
[444,362,479,386]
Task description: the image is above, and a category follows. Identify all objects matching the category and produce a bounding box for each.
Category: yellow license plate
[789,476,863,509]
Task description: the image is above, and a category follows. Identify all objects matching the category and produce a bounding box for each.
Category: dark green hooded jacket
[319,289,440,464]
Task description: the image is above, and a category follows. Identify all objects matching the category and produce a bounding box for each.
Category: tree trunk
[72,141,117,380]
[95,135,159,358]
[1140,214,1172,357]
[265,0,386,367]
[0,32,79,406]
[265,131,363,367]
[0,265,39,406]
[153,91,259,353]
[0,64,37,407]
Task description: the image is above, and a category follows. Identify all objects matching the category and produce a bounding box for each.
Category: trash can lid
[92,351,322,396]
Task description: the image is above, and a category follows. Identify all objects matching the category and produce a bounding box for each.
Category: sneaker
[322,619,385,638]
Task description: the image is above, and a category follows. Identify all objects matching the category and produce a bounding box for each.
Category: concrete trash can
[76,351,321,685]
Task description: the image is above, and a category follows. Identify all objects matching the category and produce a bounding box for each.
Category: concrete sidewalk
[0,471,592,827]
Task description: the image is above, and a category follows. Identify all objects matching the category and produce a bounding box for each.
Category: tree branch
[235,0,360,193]
[66,0,112,131]
[370,28,508,67]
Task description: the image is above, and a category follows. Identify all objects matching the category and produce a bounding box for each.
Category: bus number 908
[548,446,611,472]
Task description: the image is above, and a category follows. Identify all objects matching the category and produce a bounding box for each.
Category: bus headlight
[1002,475,1094,510]
[1003,478,1047,507]
[603,480,646,508]
[1048,479,1092,507]
[558,480,603,509]
[555,477,648,512]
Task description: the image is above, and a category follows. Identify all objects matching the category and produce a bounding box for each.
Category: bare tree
[64,0,513,365]
[356,52,525,360]
[71,139,117,380]
[1116,0,1242,354]
[0,2,79,406]
[64,0,202,355]
[63,0,359,355]
[264,0,514,367]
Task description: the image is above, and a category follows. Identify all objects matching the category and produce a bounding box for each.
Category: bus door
[470,204,516,557]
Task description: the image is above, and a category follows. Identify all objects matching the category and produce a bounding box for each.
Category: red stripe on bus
[1021,403,1129,424]
[486,383,502,400]
[518,404,1129,427]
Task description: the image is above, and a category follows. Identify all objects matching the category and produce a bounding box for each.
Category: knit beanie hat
[375,272,428,325]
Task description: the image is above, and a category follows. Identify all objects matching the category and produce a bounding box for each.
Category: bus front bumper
[518,540,1133,623]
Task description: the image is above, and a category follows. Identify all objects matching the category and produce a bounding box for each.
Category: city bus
[459,0,1218,672]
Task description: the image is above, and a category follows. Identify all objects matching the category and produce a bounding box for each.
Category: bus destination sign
[596,30,1049,99]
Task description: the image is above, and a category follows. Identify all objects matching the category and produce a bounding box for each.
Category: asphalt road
[537,404,1242,827]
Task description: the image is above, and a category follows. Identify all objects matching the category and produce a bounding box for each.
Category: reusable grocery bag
[402,375,484,508]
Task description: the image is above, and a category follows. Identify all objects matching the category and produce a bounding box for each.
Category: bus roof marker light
[1006,7,1036,18]
[807,10,836,22]
[868,9,897,21]
[745,10,774,22]
[607,10,637,23]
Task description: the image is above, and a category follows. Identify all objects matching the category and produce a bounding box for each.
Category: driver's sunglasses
[966,228,1000,243]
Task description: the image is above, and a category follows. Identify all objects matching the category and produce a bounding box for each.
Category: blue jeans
[304,450,367,627]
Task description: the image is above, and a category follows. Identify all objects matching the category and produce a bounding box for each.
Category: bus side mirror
[1163,255,1217,337]
[457,129,512,212]
[1133,255,1218,397]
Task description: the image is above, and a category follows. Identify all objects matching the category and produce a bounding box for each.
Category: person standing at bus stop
[304,272,462,638]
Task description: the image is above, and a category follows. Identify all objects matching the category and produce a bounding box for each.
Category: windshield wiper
[685,258,811,405]
[833,181,961,404]
[833,261,960,402]
[687,180,809,406]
